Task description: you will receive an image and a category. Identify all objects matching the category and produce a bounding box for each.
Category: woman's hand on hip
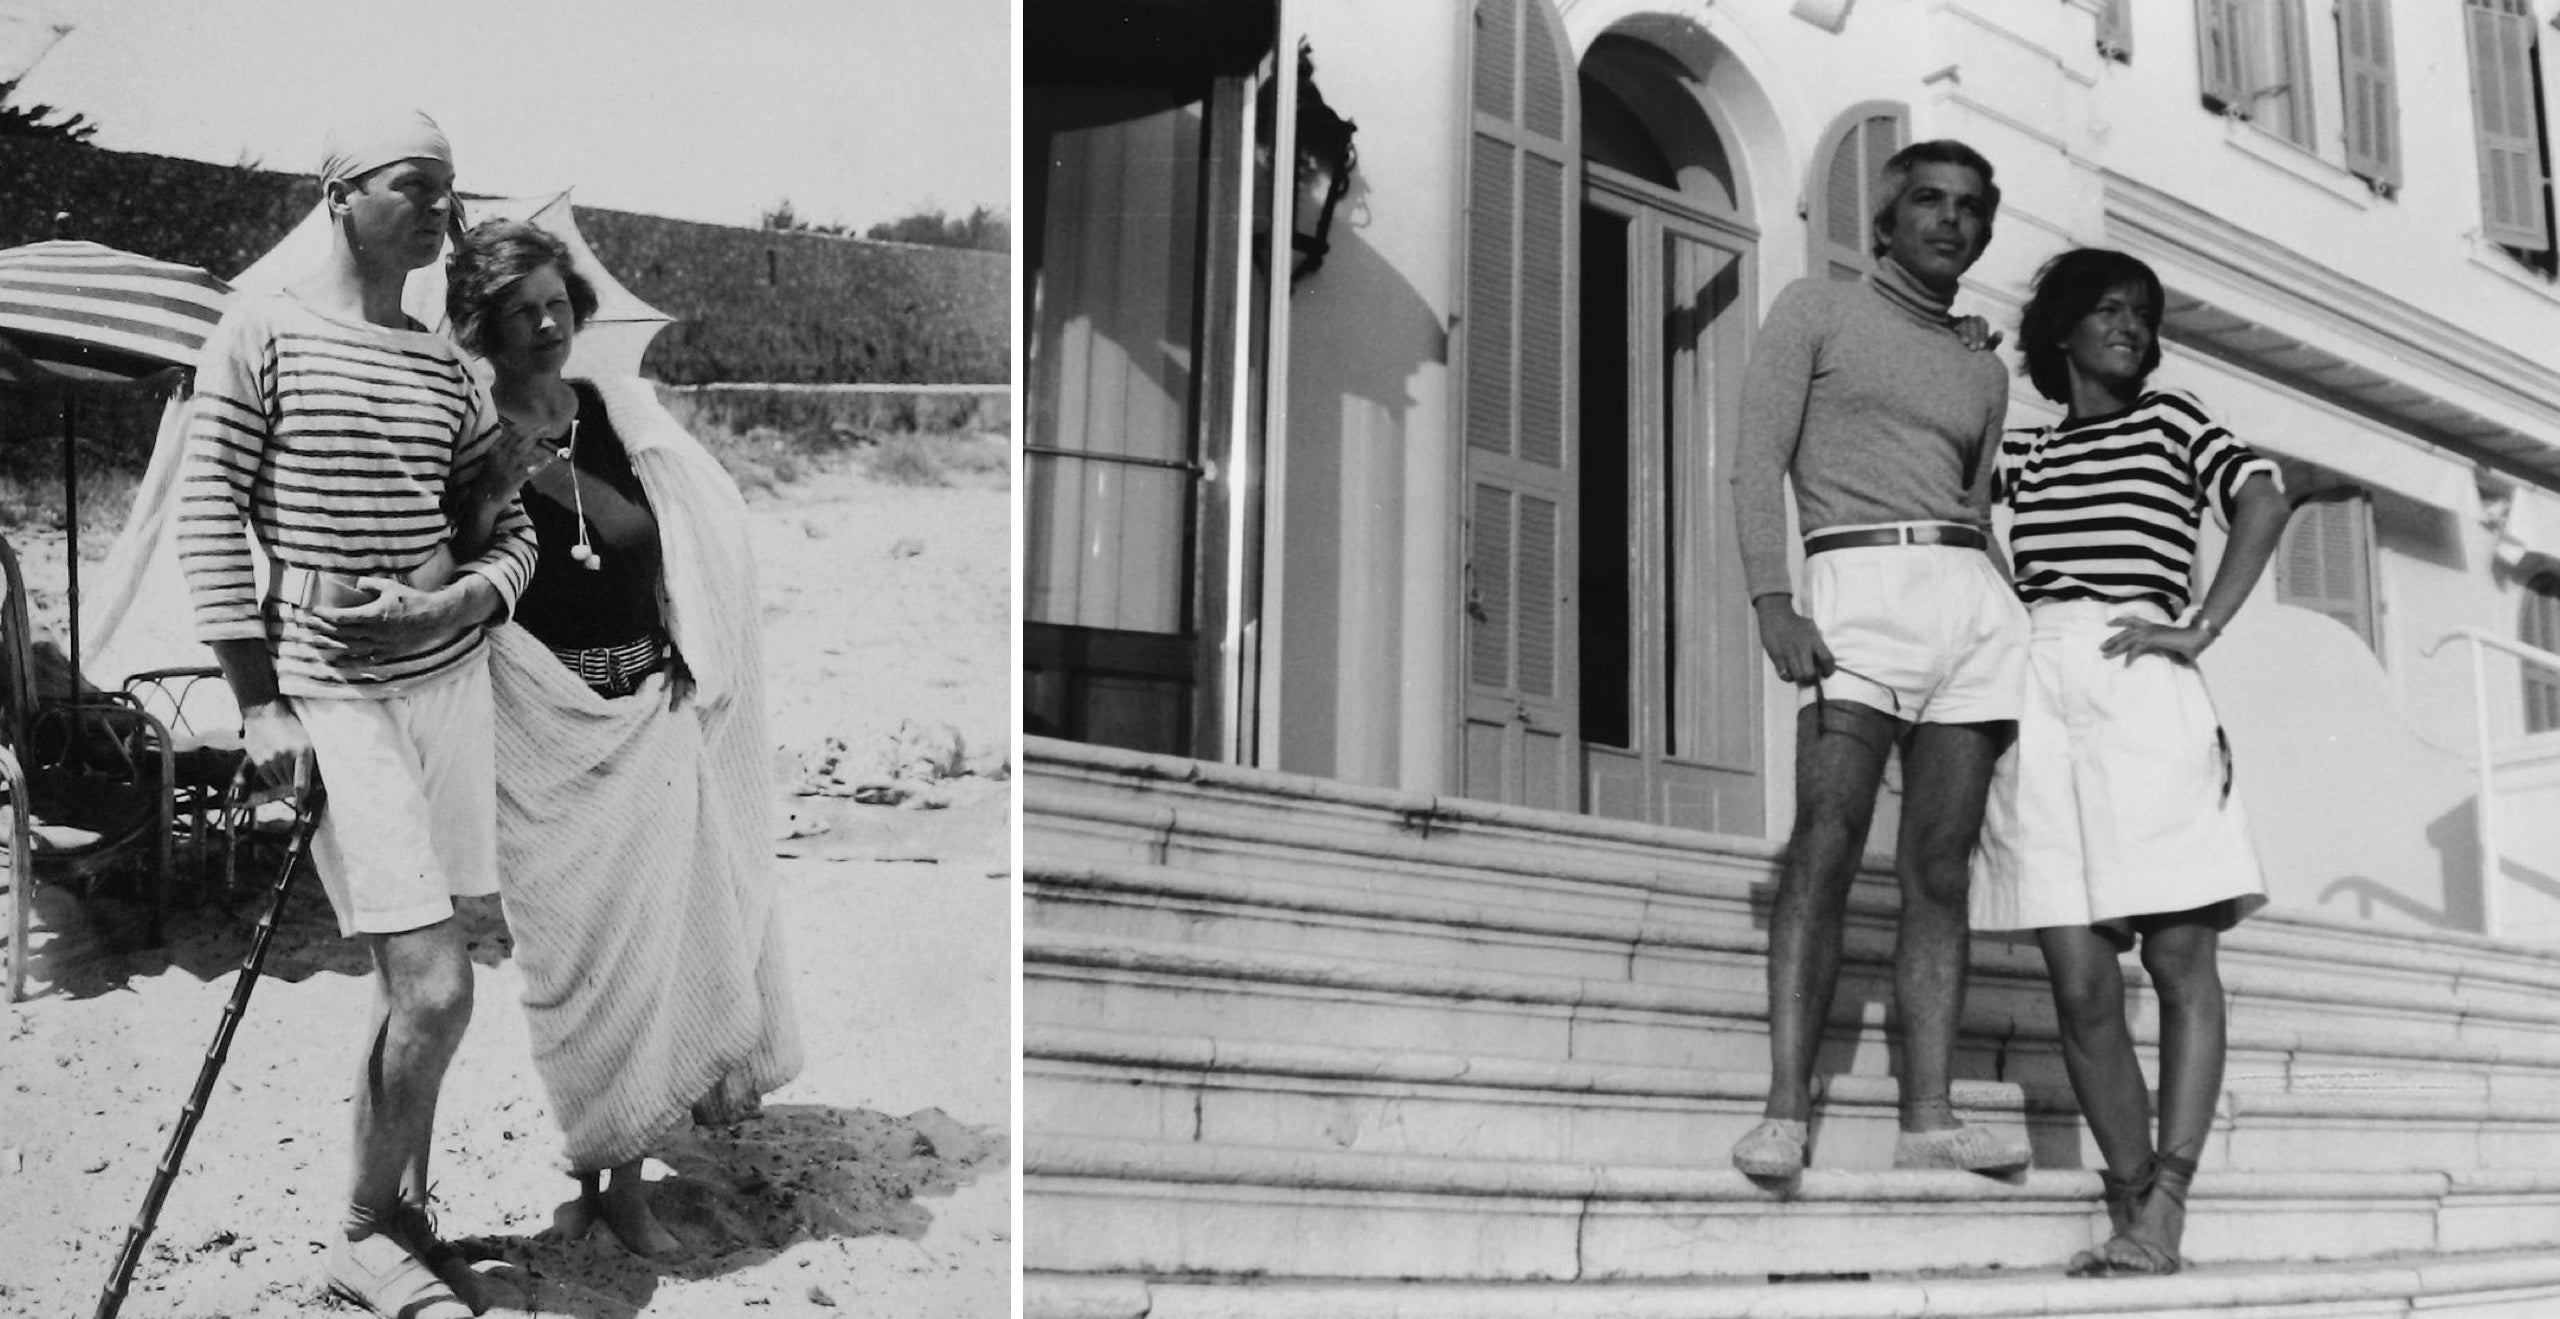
[2101,614,2209,665]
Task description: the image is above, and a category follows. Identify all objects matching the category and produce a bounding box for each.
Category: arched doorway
[1575,33,1762,832]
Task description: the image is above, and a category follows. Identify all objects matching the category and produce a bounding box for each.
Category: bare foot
[592,1165,683,1259]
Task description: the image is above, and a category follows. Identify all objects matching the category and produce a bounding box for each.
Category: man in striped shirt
[178,111,531,1319]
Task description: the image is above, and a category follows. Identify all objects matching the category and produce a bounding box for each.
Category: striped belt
[1803,521,1988,556]
[550,633,667,698]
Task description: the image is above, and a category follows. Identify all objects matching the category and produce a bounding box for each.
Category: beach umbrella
[0,240,232,695]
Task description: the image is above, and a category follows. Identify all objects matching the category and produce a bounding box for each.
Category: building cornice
[2103,168,2560,432]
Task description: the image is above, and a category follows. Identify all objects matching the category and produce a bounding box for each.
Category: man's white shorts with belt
[297,650,498,938]
[1799,526,2026,724]
[1970,598,2269,935]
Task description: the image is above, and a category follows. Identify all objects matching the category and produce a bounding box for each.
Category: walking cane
[93,770,326,1319]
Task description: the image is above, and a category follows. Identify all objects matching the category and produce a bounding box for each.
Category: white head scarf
[318,109,452,185]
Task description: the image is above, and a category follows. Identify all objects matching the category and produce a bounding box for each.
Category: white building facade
[1024,0,2560,943]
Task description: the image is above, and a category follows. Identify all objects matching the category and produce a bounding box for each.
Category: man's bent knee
[372,922,474,1034]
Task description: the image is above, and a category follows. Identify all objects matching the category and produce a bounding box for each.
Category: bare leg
[2035,925,2154,1181]
[1761,701,1898,1122]
[1890,720,2008,1130]
[349,920,474,1222]
[2128,917,2225,1262]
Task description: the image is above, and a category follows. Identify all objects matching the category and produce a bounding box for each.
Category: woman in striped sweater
[1971,248,2291,1276]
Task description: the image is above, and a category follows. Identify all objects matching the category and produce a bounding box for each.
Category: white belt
[265,562,435,611]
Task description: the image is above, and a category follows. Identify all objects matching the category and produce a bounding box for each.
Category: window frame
[2463,0,2556,267]
[2196,0,2317,152]
[2522,570,2560,734]
[2272,482,2382,657]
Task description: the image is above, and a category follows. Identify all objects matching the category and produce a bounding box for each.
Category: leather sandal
[389,1192,489,1313]
[324,1228,473,1319]
[2098,1151,2197,1276]
[2065,1158,2149,1277]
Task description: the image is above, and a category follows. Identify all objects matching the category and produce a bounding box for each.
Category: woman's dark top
[511,381,666,650]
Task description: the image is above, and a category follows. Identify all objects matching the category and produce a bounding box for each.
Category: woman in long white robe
[446,222,801,1255]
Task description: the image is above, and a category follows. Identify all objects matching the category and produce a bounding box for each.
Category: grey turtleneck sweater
[1730,256,2010,601]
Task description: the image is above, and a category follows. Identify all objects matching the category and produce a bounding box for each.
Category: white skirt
[1970,599,2269,934]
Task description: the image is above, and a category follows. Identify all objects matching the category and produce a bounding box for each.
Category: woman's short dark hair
[2018,247,2165,405]
[445,218,599,357]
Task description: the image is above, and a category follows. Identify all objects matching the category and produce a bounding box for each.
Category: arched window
[2523,571,2560,732]
[1805,101,1907,283]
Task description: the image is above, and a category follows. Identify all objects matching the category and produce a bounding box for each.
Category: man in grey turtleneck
[1727,139,2029,1179]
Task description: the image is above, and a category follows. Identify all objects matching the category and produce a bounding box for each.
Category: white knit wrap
[488,375,802,1171]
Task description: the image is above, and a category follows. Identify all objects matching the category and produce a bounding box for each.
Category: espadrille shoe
[1730,1118,1810,1178]
[1891,1123,2030,1172]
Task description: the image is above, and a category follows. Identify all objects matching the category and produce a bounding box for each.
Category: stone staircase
[1022,737,2560,1317]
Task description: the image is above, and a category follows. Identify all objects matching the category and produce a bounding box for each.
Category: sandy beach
[0,453,1012,1318]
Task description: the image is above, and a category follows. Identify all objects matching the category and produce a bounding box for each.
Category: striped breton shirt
[1996,389,2280,616]
[177,292,537,698]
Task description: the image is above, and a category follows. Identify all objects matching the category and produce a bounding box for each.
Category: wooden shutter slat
[2279,498,2376,648]
[2469,0,2550,249]
[1462,0,1578,806]
[1474,0,1516,121]
[2095,0,2133,61]
[2340,0,2400,187]
[1467,135,1516,456]
[1824,132,1863,253]
[1470,482,1514,688]
[1521,0,1566,141]
[2197,0,2242,111]
[1517,494,1559,698]
[1811,107,1906,284]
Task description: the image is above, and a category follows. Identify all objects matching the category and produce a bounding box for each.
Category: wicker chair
[1,534,176,1002]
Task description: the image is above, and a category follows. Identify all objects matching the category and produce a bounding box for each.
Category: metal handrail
[2420,626,2560,939]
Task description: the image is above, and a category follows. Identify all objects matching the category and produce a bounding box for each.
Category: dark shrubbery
[0,137,1008,385]
[0,138,1010,482]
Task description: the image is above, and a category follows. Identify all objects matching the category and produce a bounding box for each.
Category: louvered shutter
[1809,104,1906,284]
[2095,0,2133,62]
[2339,0,2400,187]
[2521,572,2560,733]
[2276,495,2377,650]
[2196,0,2245,113]
[1460,0,1579,809]
[2467,0,2551,251]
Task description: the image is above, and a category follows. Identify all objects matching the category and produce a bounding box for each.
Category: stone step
[1024,740,2560,1024]
[1028,927,2560,1108]
[1027,1026,2560,1175]
[1025,1135,2560,1281]
[1026,1249,2560,1319]
[1028,858,2560,1061]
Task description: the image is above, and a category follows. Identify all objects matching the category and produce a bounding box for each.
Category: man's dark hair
[1869,139,2001,257]
[2018,247,2166,405]
[444,218,599,356]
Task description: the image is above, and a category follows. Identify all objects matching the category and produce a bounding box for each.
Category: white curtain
[1027,90,1204,634]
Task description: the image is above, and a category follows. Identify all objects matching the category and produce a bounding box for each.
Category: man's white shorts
[298,653,498,938]
[1799,536,2026,724]
[1970,598,2269,934]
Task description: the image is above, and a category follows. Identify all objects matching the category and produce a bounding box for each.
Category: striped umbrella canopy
[0,241,233,694]
[0,240,232,383]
